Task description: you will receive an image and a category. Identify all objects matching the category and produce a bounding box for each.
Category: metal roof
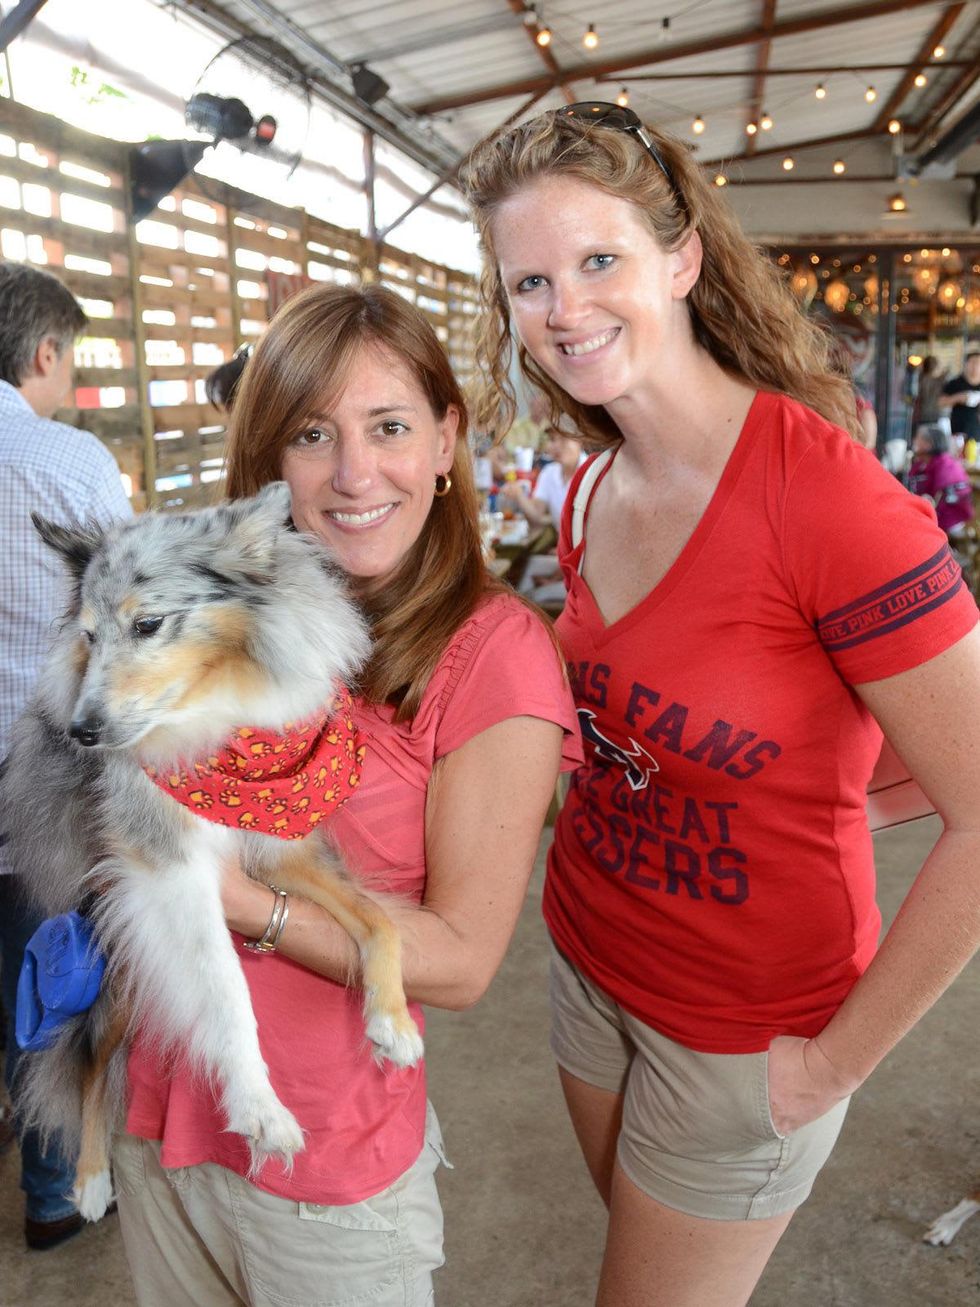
[167,0,980,185]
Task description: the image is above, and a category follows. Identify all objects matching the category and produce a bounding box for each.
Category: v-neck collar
[572,389,768,643]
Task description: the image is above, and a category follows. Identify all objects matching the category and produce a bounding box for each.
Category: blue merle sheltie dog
[0,482,423,1220]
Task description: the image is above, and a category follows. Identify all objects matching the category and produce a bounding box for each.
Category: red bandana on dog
[143,689,364,839]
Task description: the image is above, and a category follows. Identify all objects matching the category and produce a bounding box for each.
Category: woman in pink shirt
[114,284,582,1306]
[907,423,974,537]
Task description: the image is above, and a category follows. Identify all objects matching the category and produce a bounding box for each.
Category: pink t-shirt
[125,593,583,1204]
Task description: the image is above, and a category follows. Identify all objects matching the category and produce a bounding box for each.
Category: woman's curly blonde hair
[459,110,860,446]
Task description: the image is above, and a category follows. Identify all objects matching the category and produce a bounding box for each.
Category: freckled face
[491,174,696,411]
[280,344,458,592]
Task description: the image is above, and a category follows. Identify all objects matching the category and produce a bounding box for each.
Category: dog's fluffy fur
[1,483,423,1220]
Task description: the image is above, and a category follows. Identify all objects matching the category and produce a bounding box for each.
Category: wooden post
[362,128,380,281]
[225,200,244,345]
[123,153,157,511]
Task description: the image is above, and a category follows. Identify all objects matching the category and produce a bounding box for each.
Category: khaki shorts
[549,942,849,1221]
[114,1102,451,1307]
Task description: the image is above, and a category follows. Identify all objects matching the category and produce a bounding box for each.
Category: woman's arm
[498,482,553,528]
[222,714,564,1009]
[768,625,980,1133]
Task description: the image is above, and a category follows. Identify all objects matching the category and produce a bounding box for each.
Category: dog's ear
[252,481,293,521]
[216,482,293,581]
[31,514,102,578]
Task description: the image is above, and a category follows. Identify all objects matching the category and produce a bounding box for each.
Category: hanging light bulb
[815,83,827,99]
[833,159,846,174]
[914,72,928,87]
[887,192,907,212]
[933,44,946,58]
[658,15,671,42]
[746,121,758,136]
[760,110,773,130]
[713,173,727,187]
[782,156,794,171]
[616,87,629,108]
[536,23,551,45]
[888,118,902,135]
[692,114,705,135]
[864,86,877,103]
[523,3,539,24]
[583,23,599,50]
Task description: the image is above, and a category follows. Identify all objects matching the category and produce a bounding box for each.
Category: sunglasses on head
[556,101,683,207]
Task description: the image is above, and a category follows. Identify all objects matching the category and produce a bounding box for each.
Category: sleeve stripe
[816,547,964,651]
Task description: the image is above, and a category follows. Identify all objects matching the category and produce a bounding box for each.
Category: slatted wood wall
[0,99,480,511]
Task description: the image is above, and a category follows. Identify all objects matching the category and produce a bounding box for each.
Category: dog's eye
[133,616,164,637]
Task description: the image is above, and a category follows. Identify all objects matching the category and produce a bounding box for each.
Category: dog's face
[35,483,296,751]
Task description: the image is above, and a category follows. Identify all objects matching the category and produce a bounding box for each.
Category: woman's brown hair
[460,110,860,445]
[224,282,503,719]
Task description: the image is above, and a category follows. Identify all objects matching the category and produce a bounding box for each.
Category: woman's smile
[556,326,621,360]
[325,503,397,528]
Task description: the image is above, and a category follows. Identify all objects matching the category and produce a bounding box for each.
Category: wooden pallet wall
[0,99,479,512]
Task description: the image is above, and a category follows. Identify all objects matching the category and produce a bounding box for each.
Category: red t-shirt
[126,593,583,1203]
[544,391,977,1054]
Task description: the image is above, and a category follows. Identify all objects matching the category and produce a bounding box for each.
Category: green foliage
[69,65,128,107]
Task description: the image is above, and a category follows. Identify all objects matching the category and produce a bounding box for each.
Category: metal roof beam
[596,62,975,81]
[506,0,577,106]
[871,3,965,131]
[913,60,980,148]
[0,0,49,54]
[411,0,945,115]
[701,127,876,169]
[745,0,777,157]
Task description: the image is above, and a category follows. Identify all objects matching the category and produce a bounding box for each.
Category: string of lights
[516,5,957,190]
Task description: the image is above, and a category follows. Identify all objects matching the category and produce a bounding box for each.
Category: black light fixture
[129,139,208,222]
[351,63,389,107]
[186,92,255,140]
[129,91,281,221]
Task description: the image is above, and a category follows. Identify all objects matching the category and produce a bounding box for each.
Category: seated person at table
[500,427,586,531]
[907,423,974,538]
[500,428,586,604]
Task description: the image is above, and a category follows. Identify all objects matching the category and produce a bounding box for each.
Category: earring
[434,473,452,497]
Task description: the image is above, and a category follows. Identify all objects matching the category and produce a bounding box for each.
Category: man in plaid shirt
[0,262,132,1249]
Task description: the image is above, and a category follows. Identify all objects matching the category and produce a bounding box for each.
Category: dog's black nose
[69,719,102,747]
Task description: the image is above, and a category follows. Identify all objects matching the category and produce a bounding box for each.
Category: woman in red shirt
[463,104,980,1307]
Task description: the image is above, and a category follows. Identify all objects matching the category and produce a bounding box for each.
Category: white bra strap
[570,447,614,550]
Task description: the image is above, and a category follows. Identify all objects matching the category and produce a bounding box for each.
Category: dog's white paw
[227,1094,305,1171]
[924,1199,980,1246]
[74,1169,114,1222]
[365,1011,424,1068]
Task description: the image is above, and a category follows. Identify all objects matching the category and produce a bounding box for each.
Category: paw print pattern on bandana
[143,688,363,839]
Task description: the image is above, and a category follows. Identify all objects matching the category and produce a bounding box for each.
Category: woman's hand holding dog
[220,716,563,1011]
[220,863,279,939]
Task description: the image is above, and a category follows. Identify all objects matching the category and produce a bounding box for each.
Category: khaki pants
[114,1104,450,1307]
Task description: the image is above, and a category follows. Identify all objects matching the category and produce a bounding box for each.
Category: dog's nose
[69,719,103,747]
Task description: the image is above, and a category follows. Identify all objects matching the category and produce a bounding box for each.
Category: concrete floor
[1,816,977,1306]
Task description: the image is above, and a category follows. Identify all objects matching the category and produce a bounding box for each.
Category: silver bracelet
[242,885,289,954]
